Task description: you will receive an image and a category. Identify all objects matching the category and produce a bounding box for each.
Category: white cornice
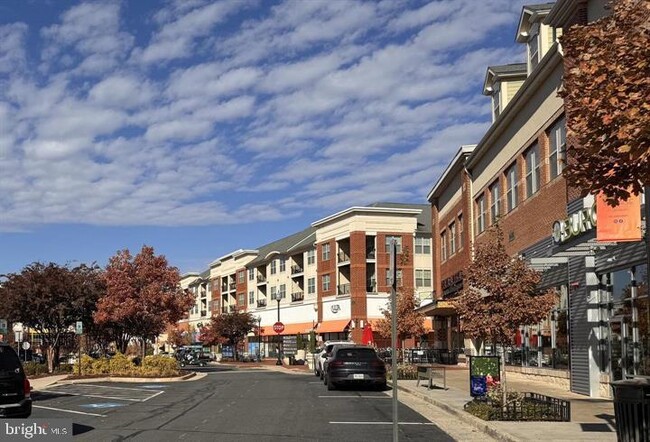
[312,206,422,227]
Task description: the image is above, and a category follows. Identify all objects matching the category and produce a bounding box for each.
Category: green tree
[94,246,194,357]
[199,311,256,360]
[453,225,556,401]
[0,262,105,373]
[560,0,649,204]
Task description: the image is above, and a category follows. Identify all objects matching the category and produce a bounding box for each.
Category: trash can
[288,355,295,365]
[611,377,650,442]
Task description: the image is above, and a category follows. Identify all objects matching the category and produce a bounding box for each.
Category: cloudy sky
[0,0,529,274]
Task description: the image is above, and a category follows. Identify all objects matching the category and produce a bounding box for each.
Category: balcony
[221,285,228,292]
[291,265,303,275]
[200,290,207,298]
[257,299,267,308]
[291,292,304,302]
[257,275,266,284]
[366,249,376,259]
[200,310,207,317]
[229,282,236,290]
[337,251,350,263]
[337,283,351,296]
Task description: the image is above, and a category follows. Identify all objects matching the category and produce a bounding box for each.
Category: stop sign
[273,322,285,334]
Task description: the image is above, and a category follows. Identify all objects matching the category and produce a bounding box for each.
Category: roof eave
[426,145,476,202]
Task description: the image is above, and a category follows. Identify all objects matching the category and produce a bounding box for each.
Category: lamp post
[256,315,262,362]
[275,292,282,366]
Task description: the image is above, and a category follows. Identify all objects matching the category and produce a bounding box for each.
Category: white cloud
[0,23,28,73]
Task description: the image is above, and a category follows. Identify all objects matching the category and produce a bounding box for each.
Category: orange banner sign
[596,192,642,242]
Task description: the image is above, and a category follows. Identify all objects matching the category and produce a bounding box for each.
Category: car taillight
[330,360,344,368]
[23,378,31,398]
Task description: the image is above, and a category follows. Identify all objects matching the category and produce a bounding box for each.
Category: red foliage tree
[94,246,194,356]
[560,0,650,204]
[0,262,105,373]
[167,326,192,349]
[375,288,426,347]
[199,312,256,360]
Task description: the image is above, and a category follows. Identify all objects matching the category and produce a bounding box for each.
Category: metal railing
[338,251,350,263]
[291,265,303,274]
[337,283,351,296]
[257,299,267,308]
[291,292,304,302]
[257,275,266,283]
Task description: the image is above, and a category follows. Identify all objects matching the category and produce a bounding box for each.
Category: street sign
[273,322,285,334]
[388,239,397,288]
[75,321,83,335]
[0,319,7,334]
[14,331,23,342]
[22,342,30,350]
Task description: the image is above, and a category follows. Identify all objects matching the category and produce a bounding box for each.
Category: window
[238,293,245,306]
[416,269,432,288]
[415,237,431,254]
[506,165,519,212]
[385,269,403,286]
[270,286,277,299]
[458,214,463,248]
[549,117,566,179]
[528,31,539,71]
[476,194,486,234]
[322,274,330,291]
[279,257,286,272]
[238,270,245,283]
[385,236,402,253]
[270,260,277,274]
[489,181,501,225]
[307,250,315,265]
[308,277,315,294]
[525,143,540,198]
[322,243,330,261]
[492,82,501,120]
[249,291,255,305]
[248,268,254,281]
[449,222,456,255]
[279,284,286,299]
[440,231,447,261]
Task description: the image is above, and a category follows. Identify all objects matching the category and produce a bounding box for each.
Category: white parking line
[33,405,107,418]
[141,390,165,402]
[71,384,156,391]
[330,422,436,425]
[38,391,142,402]
[318,396,389,399]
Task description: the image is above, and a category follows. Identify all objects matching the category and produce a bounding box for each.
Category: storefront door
[609,316,631,381]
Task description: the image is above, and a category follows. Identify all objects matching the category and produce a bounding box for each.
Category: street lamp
[256,315,262,362]
[275,292,282,366]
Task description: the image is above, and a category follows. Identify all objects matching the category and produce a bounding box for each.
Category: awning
[316,319,350,334]
[417,300,457,317]
[259,322,314,336]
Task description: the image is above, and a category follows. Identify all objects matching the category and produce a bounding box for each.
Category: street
[30,367,456,441]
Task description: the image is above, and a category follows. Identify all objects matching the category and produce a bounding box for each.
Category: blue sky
[0,0,529,275]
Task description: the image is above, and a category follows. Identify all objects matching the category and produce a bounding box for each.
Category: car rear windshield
[335,348,377,360]
[0,346,22,372]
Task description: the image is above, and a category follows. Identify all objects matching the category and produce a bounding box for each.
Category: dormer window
[492,82,501,120]
[528,29,540,71]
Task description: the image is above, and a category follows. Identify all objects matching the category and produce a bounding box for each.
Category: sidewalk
[391,366,617,442]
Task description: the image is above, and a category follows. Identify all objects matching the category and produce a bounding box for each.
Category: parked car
[323,345,387,391]
[315,340,351,379]
[0,343,32,418]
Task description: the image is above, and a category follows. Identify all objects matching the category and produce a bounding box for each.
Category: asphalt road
[31,366,455,441]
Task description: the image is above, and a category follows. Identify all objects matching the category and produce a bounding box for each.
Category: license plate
[353,374,364,380]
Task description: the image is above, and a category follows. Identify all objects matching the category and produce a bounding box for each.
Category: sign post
[75,321,83,376]
[389,239,398,442]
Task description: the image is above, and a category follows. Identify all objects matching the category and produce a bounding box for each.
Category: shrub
[109,352,135,374]
[142,355,179,373]
[23,362,49,377]
[91,358,111,374]
[385,363,417,380]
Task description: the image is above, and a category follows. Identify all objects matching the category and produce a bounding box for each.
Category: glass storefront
[606,264,648,380]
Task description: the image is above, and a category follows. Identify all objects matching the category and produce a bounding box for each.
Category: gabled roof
[246,226,317,267]
[482,63,527,95]
[427,145,476,203]
[516,3,555,42]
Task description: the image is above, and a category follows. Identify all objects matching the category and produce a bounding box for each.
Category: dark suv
[324,345,386,391]
[0,343,32,418]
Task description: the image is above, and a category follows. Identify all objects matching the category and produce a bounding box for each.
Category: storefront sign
[282,335,297,355]
[552,203,597,244]
[596,191,642,242]
[441,271,463,297]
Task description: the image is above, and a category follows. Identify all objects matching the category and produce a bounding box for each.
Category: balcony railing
[291,265,303,275]
[221,285,228,292]
[257,299,267,308]
[338,251,350,263]
[366,249,376,259]
[291,292,304,302]
[337,283,351,296]
[200,310,207,317]
[257,275,266,283]
[229,283,236,290]
[200,290,207,298]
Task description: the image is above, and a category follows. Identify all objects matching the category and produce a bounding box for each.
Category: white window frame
[449,222,456,255]
[308,277,315,294]
[322,274,330,292]
[525,143,540,198]
[476,195,486,234]
[506,165,519,212]
[385,236,402,253]
[490,181,501,224]
[322,243,330,261]
[440,231,447,262]
[249,291,255,305]
[270,260,277,275]
[492,82,501,120]
[279,284,286,299]
[549,117,566,179]
[307,250,315,265]
[415,269,432,288]
[279,257,286,272]
[415,237,431,254]
[248,268,254,281]
[458,214,463,249]
[528,29,540,71]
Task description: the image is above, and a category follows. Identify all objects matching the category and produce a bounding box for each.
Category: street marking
[141,390,165,402]
[330,422,436,425]
[80,403,125,409]
[38,391,142,402]
[75,384,157,391]
[319,396,389,398]
[33,405,107,417]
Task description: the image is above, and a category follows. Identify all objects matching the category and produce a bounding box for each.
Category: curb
[43,371,199,387]
[389,381,520,442]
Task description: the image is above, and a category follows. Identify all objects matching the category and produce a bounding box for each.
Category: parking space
[32,383,165,417]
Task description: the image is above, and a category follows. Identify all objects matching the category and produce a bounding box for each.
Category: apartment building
[177,202,433,358]
[424,1,647,398]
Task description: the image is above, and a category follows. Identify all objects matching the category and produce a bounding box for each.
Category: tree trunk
[46,346,55,373]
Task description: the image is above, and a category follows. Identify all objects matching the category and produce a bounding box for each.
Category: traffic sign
[273,322,285,334]
[75,321,83,335]
[22,342,30,350]
[0,319,6,334]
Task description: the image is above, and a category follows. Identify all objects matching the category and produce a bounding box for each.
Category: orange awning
[316,319,351,334]
[259,321,314,336]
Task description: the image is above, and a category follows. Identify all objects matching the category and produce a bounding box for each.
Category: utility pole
[389,239,399,442]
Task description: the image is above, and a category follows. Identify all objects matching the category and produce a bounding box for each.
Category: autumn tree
[560,0,649,204]
[167,326,192,349]
[453,225,556,399]
[94,246,194,357]
[0,262,105,373]
[376,288,426,348]
[199,311,256,360]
